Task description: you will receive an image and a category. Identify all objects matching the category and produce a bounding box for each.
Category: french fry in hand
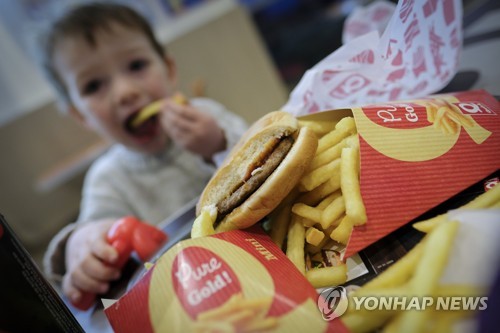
[131,93,188,128]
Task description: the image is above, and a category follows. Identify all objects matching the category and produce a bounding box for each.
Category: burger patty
[216,136,294,223]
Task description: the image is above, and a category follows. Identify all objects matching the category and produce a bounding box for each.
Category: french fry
[300,158,341,192]
[321,195,346,229]
[309,137,348,170]
[329,215,353,244]
[305,263,347,288]
[358,240,424,291]
[340,147,367,226]
[269,115,366,287]
[291,203,323,224]
[299,215,317,228]
[342,311,393,333]
[297,176,340,205]
[269,202,292,249]
[305,236,335,255]
[316,117,357,154]
[381,315,402,333]
[286,215,306,275]
[191,206,217,238]
[298,119,337,136]
[316,191,341,209]
[395,221,459,333]
[413,183,500,232]
[305,227,325,246]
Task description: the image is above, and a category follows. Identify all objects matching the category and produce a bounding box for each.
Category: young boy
[39,2,247,309]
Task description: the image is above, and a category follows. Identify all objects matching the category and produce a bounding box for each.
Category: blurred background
[0,0,498,267]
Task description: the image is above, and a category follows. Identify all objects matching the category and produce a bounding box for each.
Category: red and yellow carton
[309,89,499,257]
[104,227,349,333]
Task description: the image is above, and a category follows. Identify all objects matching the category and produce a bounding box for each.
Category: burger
[196,111,318,232]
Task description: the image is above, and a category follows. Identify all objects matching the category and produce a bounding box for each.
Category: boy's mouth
[124,112,159,141]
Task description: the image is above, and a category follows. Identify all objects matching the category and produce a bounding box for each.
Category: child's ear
[163,54,178,85]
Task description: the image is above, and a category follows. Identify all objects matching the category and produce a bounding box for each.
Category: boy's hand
[160,99,226,161]
[63,219,122,305]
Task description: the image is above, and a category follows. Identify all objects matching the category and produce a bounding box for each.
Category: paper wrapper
[283,0,463,115]
[104,227,349,333]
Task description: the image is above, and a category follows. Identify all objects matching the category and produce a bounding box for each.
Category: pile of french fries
[193,294,277,333]
[269,116,366,288]
[341,183,500,333]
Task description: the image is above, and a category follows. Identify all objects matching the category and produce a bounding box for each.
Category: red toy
[72,216,168,310]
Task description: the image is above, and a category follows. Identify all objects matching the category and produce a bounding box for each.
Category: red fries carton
[310,90,499,257]
[104,227,349,333]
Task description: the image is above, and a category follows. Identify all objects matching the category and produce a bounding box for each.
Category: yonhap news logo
[317,286,349,320]
[317,286,489,321]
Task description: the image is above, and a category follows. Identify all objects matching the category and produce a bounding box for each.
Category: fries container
[298,89,500,258]
[104,226,349,332]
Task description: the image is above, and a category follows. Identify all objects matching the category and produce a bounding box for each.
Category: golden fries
[396,221,458,333]
[342,189,494,333]
[268,115,364,289]
[413,182,500,232]
[316,117,357,154]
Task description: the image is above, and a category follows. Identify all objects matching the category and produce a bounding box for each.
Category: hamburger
[196,111,318,233]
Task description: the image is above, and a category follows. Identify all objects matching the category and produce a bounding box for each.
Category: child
[39,2,248,311]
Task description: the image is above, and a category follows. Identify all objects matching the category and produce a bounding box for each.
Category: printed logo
[317,286,349,321]
[452,102,496,115]
[329,74,370,99]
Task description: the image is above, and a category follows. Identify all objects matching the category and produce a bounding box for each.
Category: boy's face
[54,23,175,154]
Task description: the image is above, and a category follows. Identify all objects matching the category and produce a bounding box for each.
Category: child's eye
[82,79,102,95]
[129,59,148,72]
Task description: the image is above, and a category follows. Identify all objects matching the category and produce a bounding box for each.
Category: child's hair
[38,2,165,108]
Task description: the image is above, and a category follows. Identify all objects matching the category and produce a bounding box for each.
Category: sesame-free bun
[197,111,318,232]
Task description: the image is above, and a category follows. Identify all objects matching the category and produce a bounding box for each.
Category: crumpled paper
[283,0,463,116]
